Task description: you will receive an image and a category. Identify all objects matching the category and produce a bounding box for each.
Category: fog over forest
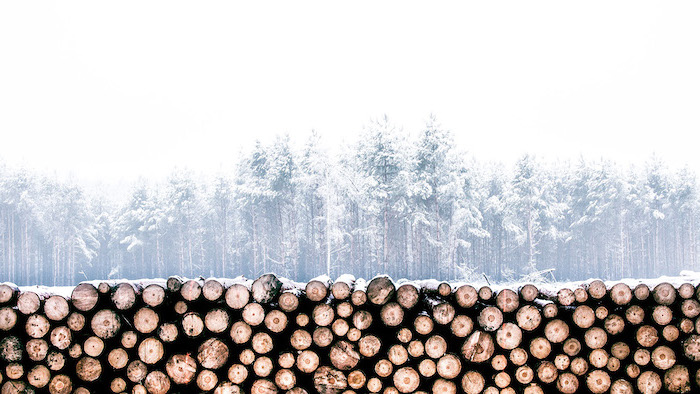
[1,117,698,286]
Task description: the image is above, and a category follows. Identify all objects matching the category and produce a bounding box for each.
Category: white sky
[1,1,699,184]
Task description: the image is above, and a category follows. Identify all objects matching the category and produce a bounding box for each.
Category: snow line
[5,271,700,299]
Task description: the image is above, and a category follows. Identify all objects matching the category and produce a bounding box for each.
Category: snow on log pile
[3,274,700,393]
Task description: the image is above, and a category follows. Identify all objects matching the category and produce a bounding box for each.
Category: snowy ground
[7,271,700,300]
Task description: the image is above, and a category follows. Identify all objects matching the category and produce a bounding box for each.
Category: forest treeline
[1,117,698,286]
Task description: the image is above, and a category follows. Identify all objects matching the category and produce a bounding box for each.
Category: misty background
[2,118,699,285]
[1,2,700,285]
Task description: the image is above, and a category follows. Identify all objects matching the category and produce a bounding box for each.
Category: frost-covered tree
[3,119,700,285]
[355,116,410,276]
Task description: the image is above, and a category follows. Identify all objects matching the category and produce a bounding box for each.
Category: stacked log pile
[2,275,700,393]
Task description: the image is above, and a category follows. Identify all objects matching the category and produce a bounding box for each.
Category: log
[519,284,539,302]
[166,276,183,293]
[557,373,578,394]
[142,284,166,307]
[226,284,250,310]
[637,371,662,394]
[313,304,335,327]
[366,277,395,305]
[610,283,632,306]
[450,314,473,337]
[496,289,519,313]
[329,341,360,370]
[557,288,575,306]
[202,279,225,302]
[331,319,348,337]
[91,309,121,339]
[66,312,85,332]
[197,370,218,391]
[510,347,528,366]
[589,349,608,368]
[121,330,138,349]
[16,291,40,315]
[313,366,347,394]
[312,327,333,347]
[111,283,137,310]
[393,367,420,393]
[46,351,65,371]
[275,368,296,390]
[182,312,204,337]
[537,361,557,384]
[134,307,159,334]
[664,365,690,393]
[387,344,408,365]
[603,314,624,335]
[426,335,447,359]
[544,319,569,344]
[199,338,230,369]
[574,288,588,303]
[432,379,456,394]
[205,308,231,334]
[542,303,558,319]
[107,348,129,370]
[634,283,650,301]
[0,307,17,331]
[83,336,104,357]
[0,284,17,305]
[75,357,102,382]
[478,306,503,332]
[44,295,69,321]
[297,350,320,374]
[331,278,353,301]
[5,363,23,380]
[496,322,522,350]
[562,338,581,357]
[396,284,419,309]
[572,305,595,329]
[138,337,164,364]
[252,274,282,303]
[174,300,188,314]
[71,284,99,312]
[252,332,274,354]
[144,370,171,394]
[278,291,299,313]
[461,331,494,362]
[158,322,178,343]
[653,282,676,306]
[516,305,541,331]
[253,356,274,378]
[461,370,485,394]
[431,302,453,325]
[651,346,676,370]
[350,289,367,307]
[180,279,202,302]
[455,285,478,308]
[478,286,493,301]
[306,280,329,302]
[529,337,551,360]
[436,354,461,379]
[127,360,148,383]
[243,303,265,326]
[228,364,248,385]
[374,359,393,378]
[584,327,607,349]
[25,314,50,339]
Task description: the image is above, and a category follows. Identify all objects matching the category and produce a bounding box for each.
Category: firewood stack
[2,275,700,393]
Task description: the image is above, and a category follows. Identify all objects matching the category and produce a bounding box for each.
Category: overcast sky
[1,1,699,184]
